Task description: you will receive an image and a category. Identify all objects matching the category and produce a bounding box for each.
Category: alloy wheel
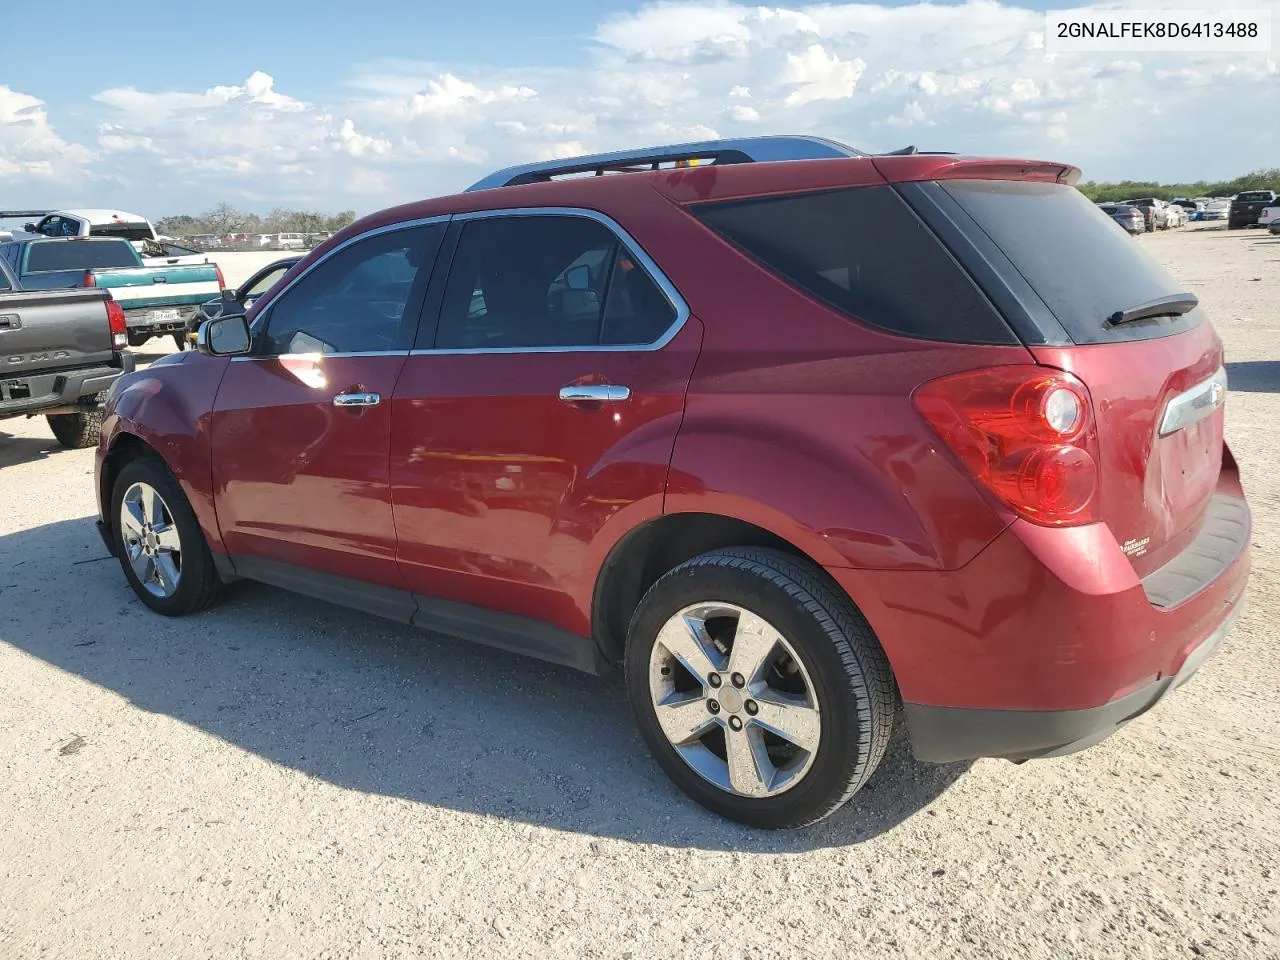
[119,482,183,599]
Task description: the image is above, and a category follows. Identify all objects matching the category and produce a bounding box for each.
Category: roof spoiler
[466,135,867,191]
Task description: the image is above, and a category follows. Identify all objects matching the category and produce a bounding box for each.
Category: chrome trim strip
[418,206,690,355]
[231,350,408,362]
[1158,366,1228,437]
[465,135,866,191]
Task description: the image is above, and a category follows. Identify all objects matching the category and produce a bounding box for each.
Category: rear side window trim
[898,181,1070,347]
[411,206,690,355]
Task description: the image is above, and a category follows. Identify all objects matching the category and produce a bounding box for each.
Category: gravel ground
[1,232,1278,959]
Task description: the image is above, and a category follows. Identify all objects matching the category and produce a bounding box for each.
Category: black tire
[625,547,897,828]
[172,333,188,351]
[109,456,224,616]
[46,404,102,449]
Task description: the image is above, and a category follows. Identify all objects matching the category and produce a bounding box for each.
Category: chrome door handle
[333,391,381,407]
[559,384,631,403]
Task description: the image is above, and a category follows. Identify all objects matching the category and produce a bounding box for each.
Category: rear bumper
[0,353,134,418]
[122,305,199,335]
[829,459,1251,763]
[904,595,1242,762]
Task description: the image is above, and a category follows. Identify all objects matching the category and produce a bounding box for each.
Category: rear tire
[172,333,188,351]
[625,547,897,828]
[109,456,224,616]
[46,403,102,449]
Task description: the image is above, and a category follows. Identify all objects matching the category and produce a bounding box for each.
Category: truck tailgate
[0,287,113,375]
[93,264,221,312]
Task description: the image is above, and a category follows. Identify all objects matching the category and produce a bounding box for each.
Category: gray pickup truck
[0,257,134,448]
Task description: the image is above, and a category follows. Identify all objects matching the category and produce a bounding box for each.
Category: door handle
[559,384,631,403]
[333,391,381,407]
[0,314,19,331]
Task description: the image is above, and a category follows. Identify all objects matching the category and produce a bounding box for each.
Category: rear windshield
[691,185,1015,344]
[938,179,1199,344]
[1236,192,1274,202]
[25,240,141,273]
[89,223,153,242]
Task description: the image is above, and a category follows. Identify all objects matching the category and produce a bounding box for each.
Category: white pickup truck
[0,209,210,268]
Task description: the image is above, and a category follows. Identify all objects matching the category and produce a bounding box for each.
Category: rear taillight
[914,366,1100,526]
[106,297,128,351]
[83,271,95,287]
[215,263,226,292]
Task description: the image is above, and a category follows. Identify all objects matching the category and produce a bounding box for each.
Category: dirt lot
[1,231,1278,959]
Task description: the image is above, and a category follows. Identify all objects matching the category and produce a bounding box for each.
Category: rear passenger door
[389,210,703,634]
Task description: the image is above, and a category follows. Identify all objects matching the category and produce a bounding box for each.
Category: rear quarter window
[691,185,1016,345]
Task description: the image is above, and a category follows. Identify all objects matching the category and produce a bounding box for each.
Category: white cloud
[1,2,1277,214]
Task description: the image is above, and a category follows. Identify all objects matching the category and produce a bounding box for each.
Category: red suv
[94,136,1249,828]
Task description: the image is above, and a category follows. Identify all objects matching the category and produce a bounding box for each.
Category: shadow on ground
[0,427,62,469]
[1227,361,1280,394]
[0,516,968,852]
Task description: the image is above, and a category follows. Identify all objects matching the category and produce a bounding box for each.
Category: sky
[1,0,1276,219]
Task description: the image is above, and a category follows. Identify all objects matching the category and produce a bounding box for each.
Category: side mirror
[24,223,36,233]
[197,314,252,356]
[565,264,590,291]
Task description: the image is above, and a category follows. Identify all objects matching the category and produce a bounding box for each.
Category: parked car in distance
[1125,197,1170,230]
[254,232,307,250]
[94,135,1250,828]
[1270,218,1280,236]
[0,208,210,268]
[1229,190,1277,229]
[191,234,222,249]
[1097,202,1145,235]
[1200,199,1229,221]
[0,256,135,447]
[1165,203,1186,228]
[1257,199,1280,230]
[184,256,300,345]
[0,236,224,348]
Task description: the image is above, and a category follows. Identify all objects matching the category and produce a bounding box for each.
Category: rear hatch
[0,287,113,376]
[912,177,1224,575]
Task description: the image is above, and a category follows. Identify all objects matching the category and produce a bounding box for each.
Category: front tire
[625,548,897,828]
[109,457,224,615]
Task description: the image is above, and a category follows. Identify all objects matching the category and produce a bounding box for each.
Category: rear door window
[692,186,1015,344]
[936,179,1200,344]
[433,215,677,349]
[24,240,141,272]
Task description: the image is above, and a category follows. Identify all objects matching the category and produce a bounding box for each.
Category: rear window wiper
[1107,292,1198,327]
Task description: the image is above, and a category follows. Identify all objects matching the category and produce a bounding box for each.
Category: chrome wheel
[647,602,822,798]
[119,482,183,599]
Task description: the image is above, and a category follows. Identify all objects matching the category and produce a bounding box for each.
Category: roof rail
[465,135,866,192]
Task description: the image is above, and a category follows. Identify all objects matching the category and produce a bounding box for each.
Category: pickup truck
[1229,191,1277,229]
[0,236,224,348]
[0,257,134,448]
[0,208,209,267]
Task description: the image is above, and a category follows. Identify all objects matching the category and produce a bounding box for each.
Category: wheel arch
[591,511,846,664]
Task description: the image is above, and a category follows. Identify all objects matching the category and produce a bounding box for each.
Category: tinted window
[90,223,153,242]
[435,216,676,349]
[261,225,442,355]
[0,264,9,291]
[693,186,1013,344]
[1236,192,1274,202]
[25,240,141,272]
[37,216,79,238]
[940,179,1196,344]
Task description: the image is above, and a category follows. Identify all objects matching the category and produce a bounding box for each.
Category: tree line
[155,203,357,238]
[1077,168,1280,203]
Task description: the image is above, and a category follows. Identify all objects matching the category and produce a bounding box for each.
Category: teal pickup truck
[0,236,223,348]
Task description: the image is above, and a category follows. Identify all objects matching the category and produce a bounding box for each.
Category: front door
[212,220,446,587]
[390,212,702,635]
